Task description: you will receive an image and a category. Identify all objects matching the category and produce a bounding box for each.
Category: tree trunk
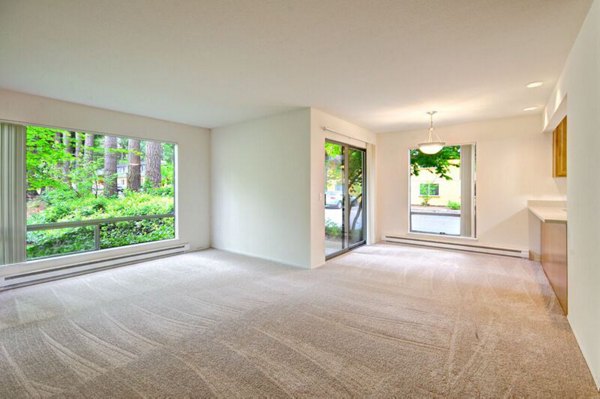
[127,139,141,191]
[350,193,363,231]
[103,135,118,196]
[74,132,83,167]
[84,133,97,196]
[145,141,162,188]
[84,133,95,163]
[63,131,76,182]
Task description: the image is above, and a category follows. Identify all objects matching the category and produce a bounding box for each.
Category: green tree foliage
[26,126,107,197]
[26,126,72,191]
[324,142,364,193]
[410,145,461,180]
[324,142,342,189]
[324,142,365,234]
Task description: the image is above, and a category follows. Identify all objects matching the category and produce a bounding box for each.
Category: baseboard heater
[384,235,528,258]
[0,243,189,290]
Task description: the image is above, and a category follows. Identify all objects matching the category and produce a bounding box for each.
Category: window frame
[407,143,477,239]
[419,183,440,197]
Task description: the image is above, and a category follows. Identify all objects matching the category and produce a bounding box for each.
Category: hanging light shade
[417,111,445,154]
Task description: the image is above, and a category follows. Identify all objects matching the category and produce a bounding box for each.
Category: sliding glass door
[324,141,366,258]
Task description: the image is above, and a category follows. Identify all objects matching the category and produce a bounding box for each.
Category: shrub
[100,218,175,249]
[325,219,342,238]
[27,227,95,259]
[447,200,461,210]
[26,190,175,259]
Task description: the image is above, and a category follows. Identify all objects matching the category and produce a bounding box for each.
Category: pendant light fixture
[417,111,445,155]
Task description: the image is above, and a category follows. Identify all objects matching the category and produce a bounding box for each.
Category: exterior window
[25,126,176,259]
[419,183,439,196]
[409,144,476,237]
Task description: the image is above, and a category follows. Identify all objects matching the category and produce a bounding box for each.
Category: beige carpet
[0,243,597,398]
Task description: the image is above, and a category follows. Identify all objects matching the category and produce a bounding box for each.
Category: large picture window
[25,126,176,260]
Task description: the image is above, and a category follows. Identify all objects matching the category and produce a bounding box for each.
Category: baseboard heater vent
[384,235,528,258]
[0,244,189,290]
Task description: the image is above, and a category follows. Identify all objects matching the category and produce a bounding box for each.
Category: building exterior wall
[410,162,461,207]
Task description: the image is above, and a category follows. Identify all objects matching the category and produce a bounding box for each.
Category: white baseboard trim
[384,235,528,258]
[209,246,310,269]
[0,243,189,290]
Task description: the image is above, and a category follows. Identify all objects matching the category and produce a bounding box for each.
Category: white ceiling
[0,0,591,132]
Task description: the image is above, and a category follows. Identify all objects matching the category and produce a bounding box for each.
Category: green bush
[447,200,461,210]
[26,191,175,259]
[325,219,342,238]
[100,218,175,249]
[27,227,95,259]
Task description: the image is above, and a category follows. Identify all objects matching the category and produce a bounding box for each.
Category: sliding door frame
[325,139,367,260]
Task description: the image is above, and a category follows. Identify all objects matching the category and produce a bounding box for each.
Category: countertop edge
[528,206,568,223]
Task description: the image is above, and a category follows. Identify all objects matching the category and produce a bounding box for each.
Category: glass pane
[100,217,175,250]
[325,142,344,256]
[348,148,365,246]
[27,226,95,260]
[410,145,462,236]
[25,125,176,259]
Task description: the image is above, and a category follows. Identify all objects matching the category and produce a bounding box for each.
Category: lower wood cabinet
[541,221,568,314]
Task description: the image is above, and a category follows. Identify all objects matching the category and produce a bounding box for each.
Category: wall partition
[324,140,367,258]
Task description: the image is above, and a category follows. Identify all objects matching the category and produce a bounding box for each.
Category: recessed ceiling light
[523,106,539,111]
[526,81,544,88]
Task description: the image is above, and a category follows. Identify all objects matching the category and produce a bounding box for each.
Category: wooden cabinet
[541,221,568,314]
[553,116,567,177]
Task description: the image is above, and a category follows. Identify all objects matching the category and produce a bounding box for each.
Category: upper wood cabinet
[553,116,567,177]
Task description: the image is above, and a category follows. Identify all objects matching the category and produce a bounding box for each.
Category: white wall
[211,108,312,268]
[310,109,377,267]
[377,115,566,252]
[0,89,211,269]
[545,0,600,388]
[211,107,376,269]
